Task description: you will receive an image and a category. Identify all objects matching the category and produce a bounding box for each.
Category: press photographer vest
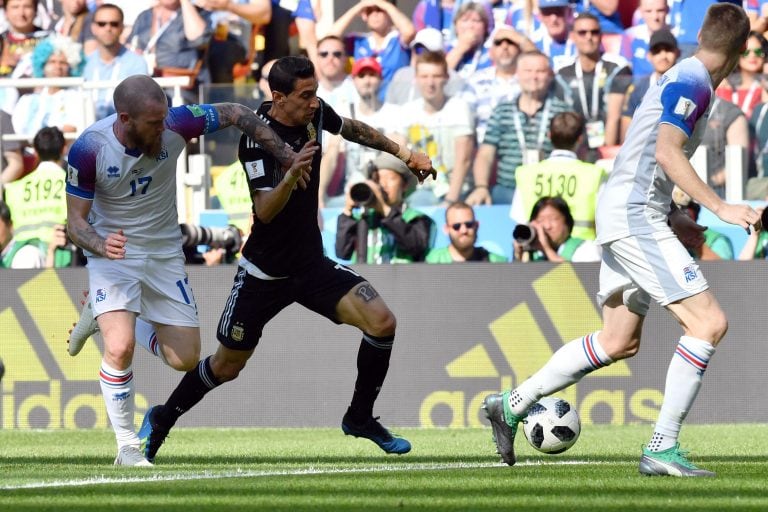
[3,162,67,244]
[515,157,605,241]
[530,236,585,262]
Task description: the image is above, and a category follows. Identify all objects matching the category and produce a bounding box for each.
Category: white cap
[410,27,444,52]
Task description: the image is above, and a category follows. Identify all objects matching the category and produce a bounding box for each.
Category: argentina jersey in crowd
[65,104,221,257]
[595,57,713,245]
[239,98,343,277]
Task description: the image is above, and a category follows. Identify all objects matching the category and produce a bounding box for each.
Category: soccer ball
[522,397,581,454]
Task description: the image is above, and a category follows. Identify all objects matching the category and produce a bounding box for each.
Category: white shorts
[87,254,199,327]
[596,230,709,316]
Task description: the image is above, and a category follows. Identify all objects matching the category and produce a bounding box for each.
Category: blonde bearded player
[65,75,313,466]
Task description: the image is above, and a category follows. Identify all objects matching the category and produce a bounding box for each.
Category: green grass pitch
[1,424,768,511]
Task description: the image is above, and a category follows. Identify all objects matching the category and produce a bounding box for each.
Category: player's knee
[103,340,135,366]
[365,309,396,338]
[599,334,640,360]
[700,313,728,345]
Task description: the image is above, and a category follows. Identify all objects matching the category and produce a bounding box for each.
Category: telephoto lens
[513,224,537,246]
[350,182,374,206]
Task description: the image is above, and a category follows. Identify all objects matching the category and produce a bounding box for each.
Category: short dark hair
[550,111,585,149]
[699,3,749,55]
[530,196,574,233]
[316,35,344,49]
[444,200,475,223]
[33,126,65,161]
[268,56,315,96]
[0,200,11,225]
[93,3,124,23]
[415,50,448,76]
[573,12,600,27]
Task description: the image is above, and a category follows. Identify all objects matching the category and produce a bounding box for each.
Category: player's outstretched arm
[340,117,437,183]
[213,103,294,169]
[657,124,761,231]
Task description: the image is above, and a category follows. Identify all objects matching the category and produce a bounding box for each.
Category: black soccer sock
[347,333,394,423]
[157,356,221,427]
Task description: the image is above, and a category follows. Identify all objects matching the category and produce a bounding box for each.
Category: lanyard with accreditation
[512,98,551,165]
[575,59,605,148]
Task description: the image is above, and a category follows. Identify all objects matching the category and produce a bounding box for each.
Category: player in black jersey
[139,56,435,461]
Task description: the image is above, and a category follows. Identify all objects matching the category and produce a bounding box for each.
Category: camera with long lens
[513,224,537,248]
[350,182,374,206]
[180,224,242,252]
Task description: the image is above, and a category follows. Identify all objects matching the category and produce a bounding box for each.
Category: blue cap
[538,0,571,8]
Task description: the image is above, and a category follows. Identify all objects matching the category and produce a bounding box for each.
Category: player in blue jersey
[138,56,435,463]
[65,74,308,467]
[482,3,761,477]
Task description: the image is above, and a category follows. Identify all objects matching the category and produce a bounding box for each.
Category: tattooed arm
[340,117,437,182]
[213,103,294,169]
[66,195,127,259]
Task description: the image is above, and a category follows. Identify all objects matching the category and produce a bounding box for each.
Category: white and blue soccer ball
[522,396,581,454]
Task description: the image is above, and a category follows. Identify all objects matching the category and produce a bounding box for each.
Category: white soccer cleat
[68,296,99,356]
[114,445,154,467]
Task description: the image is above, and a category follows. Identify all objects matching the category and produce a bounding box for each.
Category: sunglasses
[493,38,517,47]
[575,29,601,37]
[451,221,477,231]
[318,50,344,59]
[94,20,121,28]
[741,48,765,58]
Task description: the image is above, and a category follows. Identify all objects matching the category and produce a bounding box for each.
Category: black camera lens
[513,224,536,245]
[350,182,373,205]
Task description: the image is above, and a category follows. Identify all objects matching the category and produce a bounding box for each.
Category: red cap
[351,57,382,77]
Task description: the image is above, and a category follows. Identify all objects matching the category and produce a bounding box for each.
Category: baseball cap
[410,27,444,52]
[490,24,532,50]
[372,153,417,195]
[351,57,382,77]
[649,28,678,52]
[538,0,571,8]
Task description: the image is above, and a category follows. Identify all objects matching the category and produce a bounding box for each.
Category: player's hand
[668,208,706,248]
[405,151,437,183]
[715,202,761,234]
[103,229,127,260]
[285,140,318,190]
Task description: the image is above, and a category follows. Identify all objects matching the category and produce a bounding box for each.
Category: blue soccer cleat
[341,412,411,454]
[138,405,171,463]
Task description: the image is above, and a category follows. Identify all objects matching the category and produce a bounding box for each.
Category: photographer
[336,153,435,263]
[2,126,83,267]
[513,196,600,262]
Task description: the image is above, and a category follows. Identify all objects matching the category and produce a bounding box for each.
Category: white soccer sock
[647,335,715,452]
[135,318,170,366]
[99,360,138,448]
[508,332,613,416]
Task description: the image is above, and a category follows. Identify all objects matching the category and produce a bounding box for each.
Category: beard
[127,125,162,157]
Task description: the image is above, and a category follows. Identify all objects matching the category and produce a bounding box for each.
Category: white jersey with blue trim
[66,104,220,257]
[596,57,713,244]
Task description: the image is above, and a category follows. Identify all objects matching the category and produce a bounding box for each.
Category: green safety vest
[214,161,253,234]
[425,246,507,263]
[530,236,585,262]
[3,162,67,244]
[514,156,606,241]
[0,238,72,268]
[351,207,434,264]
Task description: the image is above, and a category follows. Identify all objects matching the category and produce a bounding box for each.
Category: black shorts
[216,256,366,350]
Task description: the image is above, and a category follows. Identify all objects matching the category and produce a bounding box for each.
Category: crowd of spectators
[2,0,768,267]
